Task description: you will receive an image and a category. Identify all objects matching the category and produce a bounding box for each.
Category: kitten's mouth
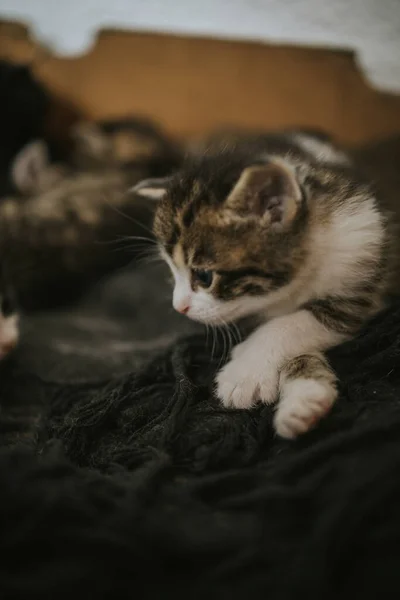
[177,309,212,324]
[183,310,236,326]
[181,311,205,324]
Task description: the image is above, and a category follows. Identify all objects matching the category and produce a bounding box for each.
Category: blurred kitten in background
[0,117,182,310]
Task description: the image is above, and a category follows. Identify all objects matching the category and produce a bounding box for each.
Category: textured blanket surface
[1,255,400,599]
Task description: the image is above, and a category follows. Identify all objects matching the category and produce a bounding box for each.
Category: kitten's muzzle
[175,303,190,315]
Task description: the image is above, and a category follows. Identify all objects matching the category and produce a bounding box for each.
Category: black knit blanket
[1,258,400,599]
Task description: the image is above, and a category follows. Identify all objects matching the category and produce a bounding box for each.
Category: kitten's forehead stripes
[165,222,180,251]
[172,243,187,269]
[182,198,197,228]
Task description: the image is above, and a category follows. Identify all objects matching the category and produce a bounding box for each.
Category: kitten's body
[71,117,181,176]
[133,131,394,437]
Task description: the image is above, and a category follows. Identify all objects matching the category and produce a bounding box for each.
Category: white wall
[1,0,400,92]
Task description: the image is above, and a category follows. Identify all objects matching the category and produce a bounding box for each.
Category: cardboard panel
[1,21,400,143]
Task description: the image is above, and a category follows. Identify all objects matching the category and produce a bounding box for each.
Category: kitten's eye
[192,269,214,288]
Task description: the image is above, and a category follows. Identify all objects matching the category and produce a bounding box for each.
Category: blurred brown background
[1,20,400,145]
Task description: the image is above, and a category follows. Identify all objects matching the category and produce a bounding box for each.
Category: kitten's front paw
[274,378,337,439]
[216,347,279,409]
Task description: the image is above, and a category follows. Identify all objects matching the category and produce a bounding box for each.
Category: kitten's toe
[216,361,279,409]
[274,377,337,439]
[216,361,257,409]
[216,376,257,409]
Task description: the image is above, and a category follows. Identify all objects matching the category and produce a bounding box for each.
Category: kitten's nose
[173,289,191,315]
[176,304,189,315]
[173,297,191,314]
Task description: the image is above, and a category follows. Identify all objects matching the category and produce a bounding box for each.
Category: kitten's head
[71,118,181,174]
[133,146,310,325]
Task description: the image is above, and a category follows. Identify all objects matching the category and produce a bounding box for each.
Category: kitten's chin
[186,305,251,326]
[184,311,215,325]
[180,307,225,325]
[190,316,223,326]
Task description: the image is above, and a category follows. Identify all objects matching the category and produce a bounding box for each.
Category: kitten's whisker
[219,326,227,370]
[134,255,163,268]
[226,324,234,359]
[211,325,217,361]
[120,243,158,255]
[218,318,234,368]
[104,198,155,237]
[230,322,242,346]
[134,247,159,259]
[108,243,157,255]
[95,234,157,247]
[115,234,158,245]
[104,238,160,261]
[224,327,231,367]
[205,322,210,348]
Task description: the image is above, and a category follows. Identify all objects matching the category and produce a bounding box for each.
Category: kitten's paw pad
[274,378,337,439]
[216,357,279,410]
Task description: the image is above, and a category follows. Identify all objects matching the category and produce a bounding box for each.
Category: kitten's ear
[226,160,303,228]
[130,176,172,200]
[11,140,49,195]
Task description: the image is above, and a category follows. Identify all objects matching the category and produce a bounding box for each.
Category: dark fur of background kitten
[0,118,182,311]
[133,129,394,439]
[71,117,181,176]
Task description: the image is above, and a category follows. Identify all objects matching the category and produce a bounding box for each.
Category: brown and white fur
[132,131,393,439]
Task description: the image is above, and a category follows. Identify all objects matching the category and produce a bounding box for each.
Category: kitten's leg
[216,291,380,420]
[216,308,345,412]
[217,295,380,437]
[274,353,337,439]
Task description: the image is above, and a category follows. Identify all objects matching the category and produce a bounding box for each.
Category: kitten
[9,116,182,197]
[1,139,149,309]
[132,130,393,439]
